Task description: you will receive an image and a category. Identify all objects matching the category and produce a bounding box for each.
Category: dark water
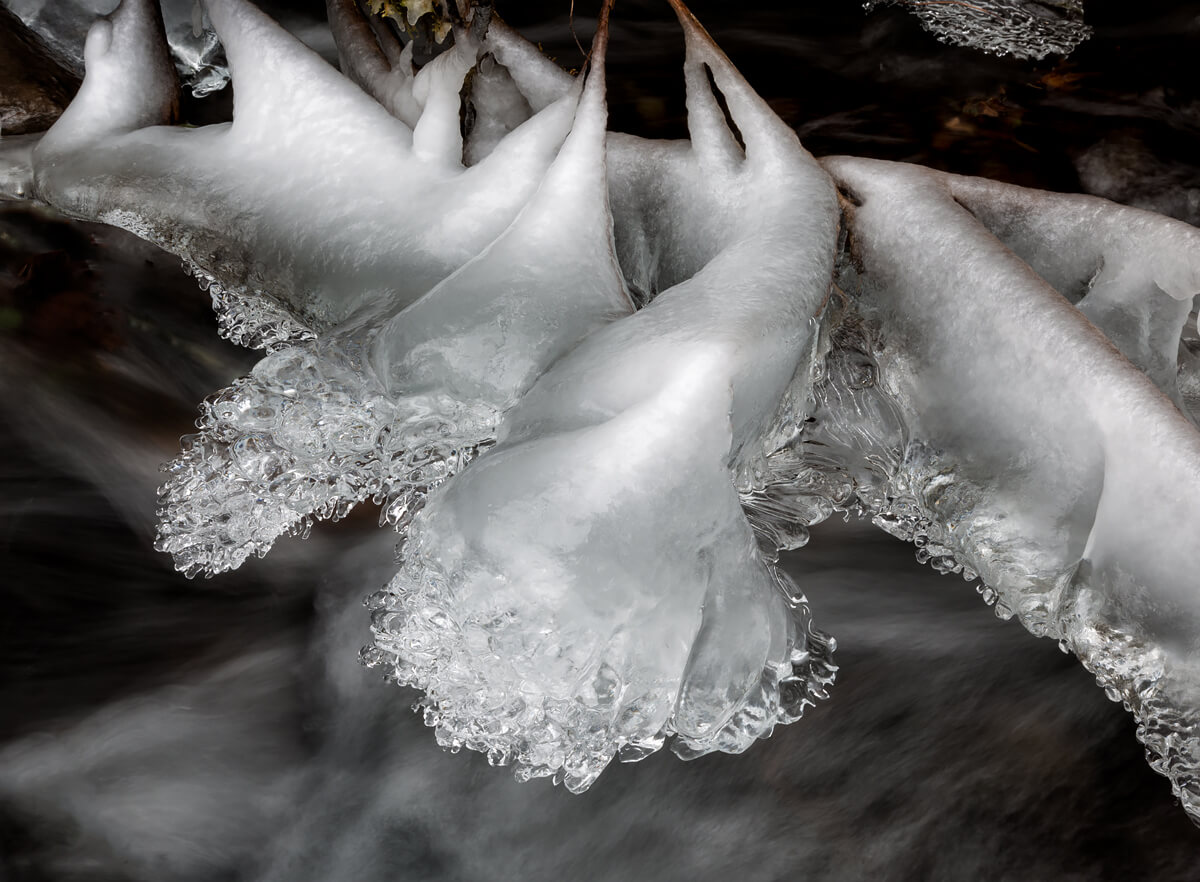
[2,2,1200,879]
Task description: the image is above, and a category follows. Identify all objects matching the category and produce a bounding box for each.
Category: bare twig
[568,0,586,61]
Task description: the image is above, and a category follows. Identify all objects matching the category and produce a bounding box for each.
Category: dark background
[1,1,1199,879]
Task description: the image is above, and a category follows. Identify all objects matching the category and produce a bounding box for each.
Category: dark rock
[0,5,80,135]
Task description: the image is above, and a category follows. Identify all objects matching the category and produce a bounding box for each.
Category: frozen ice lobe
[824,155,1200,822]
[365,0,840,790]
[31,0,580,348]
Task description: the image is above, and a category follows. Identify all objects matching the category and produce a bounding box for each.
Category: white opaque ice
[368,1,840,786]
[939,171,1200,412]
[824,154,1200,820]
[33,0,580,346]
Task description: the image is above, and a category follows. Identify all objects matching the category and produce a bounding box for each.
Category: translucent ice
[156,10,632,577]
[824,155,1200,819]
[0,132,40,200]
[365,0,839,790]
[6,0,234,94]
[866,0,1091,60]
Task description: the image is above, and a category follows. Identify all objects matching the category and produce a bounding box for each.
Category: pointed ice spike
[603,0,832,302]
[677,11,743,171]
[202,0,412,147]
[666,0,796,168]
[373,2,632,404]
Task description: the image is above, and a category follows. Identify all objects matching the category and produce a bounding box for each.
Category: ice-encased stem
[32,0,583,343]
[368,0,840,789]
[825,155,1200,823]
[157,0,634,578]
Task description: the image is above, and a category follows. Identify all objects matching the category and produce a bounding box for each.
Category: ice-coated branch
[326,0,422,126]
[10,0,1200,823]
[824,155,1200,820]
[937,171,1200,417]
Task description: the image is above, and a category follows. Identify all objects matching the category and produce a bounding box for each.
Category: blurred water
[2,1,1200,879]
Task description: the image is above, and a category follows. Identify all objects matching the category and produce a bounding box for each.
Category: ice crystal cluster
[6,0,1200,820]
[866,0,1091,59]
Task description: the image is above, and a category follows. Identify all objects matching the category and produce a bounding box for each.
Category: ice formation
[363,1,840,789]
[6,0,1200,821]
[866,0,1091,60]
[819,157,1200,816]
[152,3,630,576]
[33,0,584,348]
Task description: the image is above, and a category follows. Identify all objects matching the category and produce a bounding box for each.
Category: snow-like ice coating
[823,156,1200,818]
[939,171,1200,418]
[10,0,1200,820]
